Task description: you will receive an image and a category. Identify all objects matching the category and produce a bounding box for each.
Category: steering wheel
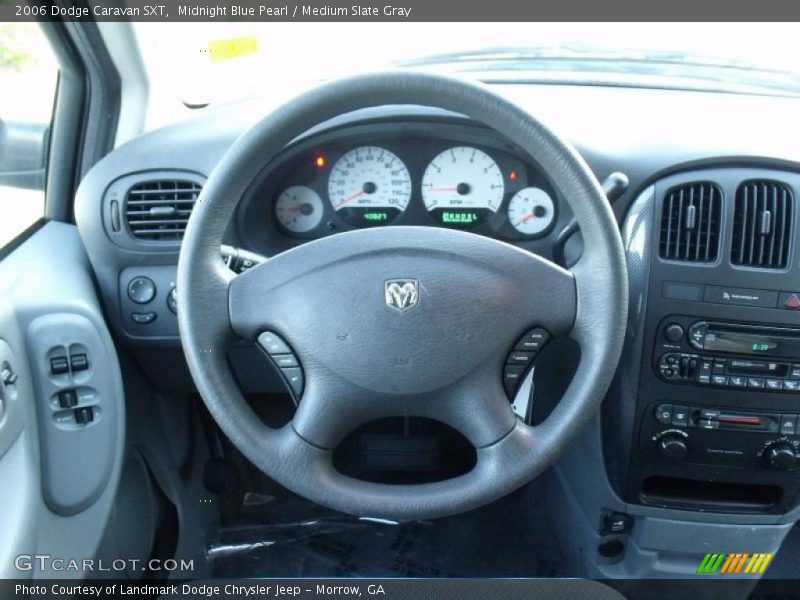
[177,72,628,520]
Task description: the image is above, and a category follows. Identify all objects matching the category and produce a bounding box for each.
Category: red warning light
[315,155,326,168]
[509,170,518,181]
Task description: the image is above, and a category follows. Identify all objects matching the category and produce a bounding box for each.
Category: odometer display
[327,146,411,227]
[421,146,504,227]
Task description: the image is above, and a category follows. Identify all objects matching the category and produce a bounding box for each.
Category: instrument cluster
[243,122,565,248]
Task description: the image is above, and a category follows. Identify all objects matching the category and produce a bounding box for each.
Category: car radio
[655,318,800,392]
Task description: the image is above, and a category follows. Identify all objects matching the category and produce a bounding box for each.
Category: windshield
[136,22,800,123]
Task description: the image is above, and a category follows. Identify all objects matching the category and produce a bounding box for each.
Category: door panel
[0,222,125,578]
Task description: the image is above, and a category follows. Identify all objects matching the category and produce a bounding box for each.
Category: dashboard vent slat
[124,179,202,241]
[731,180,793,269]
[659,182,721,263]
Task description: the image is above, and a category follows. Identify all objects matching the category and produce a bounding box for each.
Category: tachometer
[507,187,555,236]
[327,146,411,227]
[275,186,324,233]
[421,146,504,227]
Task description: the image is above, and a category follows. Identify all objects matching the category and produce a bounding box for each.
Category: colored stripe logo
[697,553,773,574]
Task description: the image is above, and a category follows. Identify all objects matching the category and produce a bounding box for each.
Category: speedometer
[327,146,411,227]
[421,146,504,227]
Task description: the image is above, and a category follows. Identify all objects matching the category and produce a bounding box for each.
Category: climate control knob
[657,433,689,462]
[764,443,797,471]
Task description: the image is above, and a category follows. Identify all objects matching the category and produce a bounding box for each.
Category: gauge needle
[427,187,459,192]
[278,206,301,213]
[336,189,365,208]
[515,212,535,225]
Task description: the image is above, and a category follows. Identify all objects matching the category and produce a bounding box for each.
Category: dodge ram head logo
[384,279,419,312]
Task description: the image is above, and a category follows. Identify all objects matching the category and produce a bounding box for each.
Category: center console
[620,167,800,515]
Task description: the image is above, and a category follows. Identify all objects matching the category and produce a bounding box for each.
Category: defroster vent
[125,180,202,241]
[659,182,722,263]
[731,180,793,269]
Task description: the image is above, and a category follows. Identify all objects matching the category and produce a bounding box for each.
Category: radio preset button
[783,380,800,392]
[766,379,784,391]
[712,361,726,374]
[712,375,728,386]
[790,366,800,380]
[729,376,747,387]
[747,377,766,389]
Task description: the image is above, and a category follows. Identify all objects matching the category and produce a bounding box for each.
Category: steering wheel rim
[177,71,628,520]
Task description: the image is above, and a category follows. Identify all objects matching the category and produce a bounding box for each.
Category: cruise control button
[273,354,299,369]
[747,377,766,389]
[257,332,292,355]
[503,365,527,395]
[654,404,673,425]
[766,379,784,391]
[507,351,534,366]
[281,368,304,397]
[779,414,798,435]
[672,405,689,427]
[515,328,550,352]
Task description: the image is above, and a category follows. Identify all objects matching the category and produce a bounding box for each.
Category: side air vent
[731,180,793,269]
[659,182,722,263]
[124,180,202,241]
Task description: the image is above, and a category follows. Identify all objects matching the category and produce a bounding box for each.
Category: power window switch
[58,390,78,409]
[70,354,89,372]
[74,406,94,424]
[50,356,69,375]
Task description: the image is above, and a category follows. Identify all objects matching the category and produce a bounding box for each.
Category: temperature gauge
[275,186,324,233]
[507,187,555,236]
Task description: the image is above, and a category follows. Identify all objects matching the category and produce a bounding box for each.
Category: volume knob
[764,443,797,471]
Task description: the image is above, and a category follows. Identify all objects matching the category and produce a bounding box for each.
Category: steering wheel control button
[507,351,534,366]
[167,287,178,314]
[74,406,94,425]
[257,332,292,355]
[131,311,157,324]
[515,328,551,352]
[654,404,673,425]
[127,276,157,304]
[58,390,78,409]
[69,354,89,372]
[503,365,526,395]
[281,368,304,397]
[50,356,69,376]
[273,354,299,369]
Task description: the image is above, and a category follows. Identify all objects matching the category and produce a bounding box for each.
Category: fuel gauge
[275,186,324,233]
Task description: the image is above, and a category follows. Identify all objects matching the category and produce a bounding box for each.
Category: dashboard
[236,121,569,258]
[74,82,800,529]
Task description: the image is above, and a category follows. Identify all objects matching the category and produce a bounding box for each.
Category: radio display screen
[704,324,800,358]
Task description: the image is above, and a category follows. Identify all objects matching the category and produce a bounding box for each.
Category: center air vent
[731,180,793,270]
[659,182,722,263]
[125,180,202,241]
